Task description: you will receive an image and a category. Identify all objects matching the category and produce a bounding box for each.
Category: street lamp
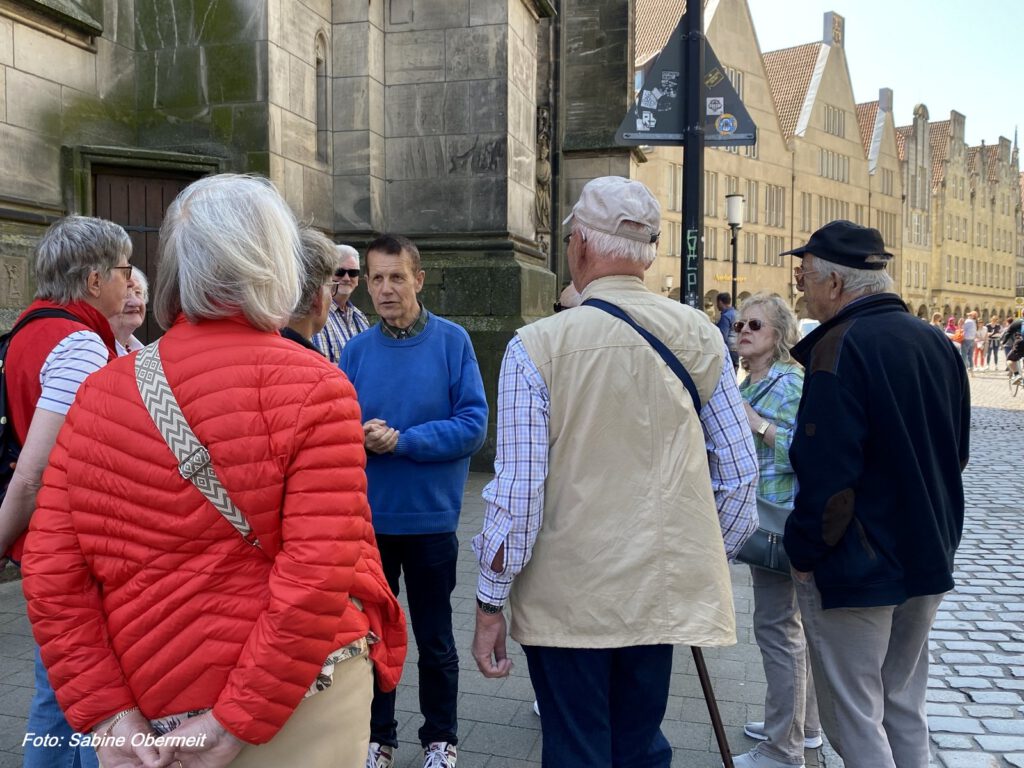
[726,193,745,302]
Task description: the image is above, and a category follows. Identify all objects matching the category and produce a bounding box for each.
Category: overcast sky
[745,0,1024,148]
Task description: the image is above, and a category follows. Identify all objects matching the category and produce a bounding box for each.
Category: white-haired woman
[109,266,148,355]
[733,292,821,768]
[22,174,406,768]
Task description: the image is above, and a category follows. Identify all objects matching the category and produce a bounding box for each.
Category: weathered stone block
[230,103,270,152]
[385,178,453,232]
[0,16,15,66]
[386,0,468,32]
[386,136,446,181]
[509,26,534,96]
[508,137,533,187]
[384,83,445,138]
[507,86,534,146]
[303,164,333,226]
[4,70,60,136]
[14,25,95,93]
[104,0,134,49]
[245,151,270,176]
[140,48,206,111]
[207,42,267,103]
[368,77,385,136]
[444,134,506,177]
[333,130,373,176]
[287,52,315,119]
[95,36,135,99]
[280,109,316,163]
[334,175,374,230]
[0,123,61,207]
[333,1,369,24]
[333,77,370,132]
[443,79,507,135]
[469,0,506,26]
[385,29,446,85]
[283,158,304,211]
[447,177,507,231]
[272,0,328,59]
[0,255,30,308]
[0,67,6,123]
[267,42,289,105]
[446,25,507,82]
[299,0,331,22]
[333,23,370,78]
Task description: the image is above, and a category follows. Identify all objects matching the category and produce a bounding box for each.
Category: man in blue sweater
[784,221,970,768]
[340,234,487,768]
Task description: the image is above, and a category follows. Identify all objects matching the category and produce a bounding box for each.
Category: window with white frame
[823,104,845,137]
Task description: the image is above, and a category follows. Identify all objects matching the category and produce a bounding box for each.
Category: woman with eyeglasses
[732,292,822,768]
[20,175,406,768]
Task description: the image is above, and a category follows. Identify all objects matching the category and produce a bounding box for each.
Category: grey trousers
[795,576,943,768]
[750,566,821,763]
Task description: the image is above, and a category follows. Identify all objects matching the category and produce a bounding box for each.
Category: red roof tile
[856,101,878,156]
[635,0,686,66]
[763,43,823,139]
[930,120,950,189]
[895,125,912,161]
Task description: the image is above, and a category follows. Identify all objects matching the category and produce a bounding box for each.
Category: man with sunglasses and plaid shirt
[312,243,370,363]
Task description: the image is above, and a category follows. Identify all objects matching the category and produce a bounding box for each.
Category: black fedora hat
[781,220,893,271]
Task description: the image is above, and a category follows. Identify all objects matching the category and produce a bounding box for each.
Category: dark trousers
[523,644,674,768]
[988,339,1001,365]
[370,532,459,748]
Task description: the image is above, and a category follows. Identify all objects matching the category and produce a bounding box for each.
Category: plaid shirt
[738,360,804,506]
[473,335,759,606]
[311,301,369,364]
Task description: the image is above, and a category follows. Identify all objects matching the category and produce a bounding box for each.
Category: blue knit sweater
[339,312,488,535]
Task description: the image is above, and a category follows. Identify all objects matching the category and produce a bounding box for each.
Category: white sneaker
[423,742,457,768]
[743,720,822,749]
[367,742,395,768]
[732,748,805,768]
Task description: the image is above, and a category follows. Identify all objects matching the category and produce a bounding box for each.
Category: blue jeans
[24,646,98,768]
[960,340,973,370]
[370,532,459,748]
[523,644,674,768]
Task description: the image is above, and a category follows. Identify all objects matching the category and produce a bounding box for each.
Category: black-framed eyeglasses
[733,319,764,333]
[111,265,133,280]
[335,268,360,279]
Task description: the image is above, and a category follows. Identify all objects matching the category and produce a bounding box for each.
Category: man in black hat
[781,220,970,768]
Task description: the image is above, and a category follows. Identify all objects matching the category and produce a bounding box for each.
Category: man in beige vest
[470,176,758,767]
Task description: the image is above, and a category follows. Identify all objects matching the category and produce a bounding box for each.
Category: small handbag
[736,497,791,574]
[735,373,792,574]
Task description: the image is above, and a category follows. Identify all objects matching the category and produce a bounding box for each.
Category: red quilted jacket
[22,315,406,744]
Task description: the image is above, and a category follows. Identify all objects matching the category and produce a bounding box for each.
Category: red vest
[4,299,115,560]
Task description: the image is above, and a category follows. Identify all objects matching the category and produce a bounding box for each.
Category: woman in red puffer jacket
[22,174,406,768]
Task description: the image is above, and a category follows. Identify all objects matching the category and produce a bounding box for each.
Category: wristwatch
[476,597,503,615]
[756,420,771,437]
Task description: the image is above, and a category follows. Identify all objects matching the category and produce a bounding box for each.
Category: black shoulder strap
[582,298,703,416]
[4,308,80,341]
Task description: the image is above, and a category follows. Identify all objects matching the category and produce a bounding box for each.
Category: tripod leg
[692,646,733,768]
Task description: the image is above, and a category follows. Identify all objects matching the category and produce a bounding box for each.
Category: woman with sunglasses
[732,293,822,768]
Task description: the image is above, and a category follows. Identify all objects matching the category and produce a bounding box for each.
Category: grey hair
[32,216,131,303]
[575,221,657,268]
[131,267,149,303]
[738,292,799,365]
[337,244,359,269]
[293,227,337,318]
[153,174,302,331]
[815,261,895,296]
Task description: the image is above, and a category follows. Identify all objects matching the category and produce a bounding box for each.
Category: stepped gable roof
[966,146,980,193]
[930,120,951,188]
[635,0,685,66]
[764,42,823,138]
[895,125,912,161]
[856,101,879,155]
[982,144,1001,182]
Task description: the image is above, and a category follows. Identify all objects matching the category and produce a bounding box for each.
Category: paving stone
[932,733,978,749]
[981,718,1024,735]
[963,705,1015,718]
[937,753,1001,768]
[928,716,985,734]
[975,735,1024,752]
[1005,755,1024,768]
[968,690,1022,704]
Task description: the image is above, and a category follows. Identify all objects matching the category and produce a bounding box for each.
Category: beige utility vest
[511,276,737,649]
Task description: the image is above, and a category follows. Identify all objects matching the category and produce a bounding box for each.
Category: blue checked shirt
[472,336,759,606]
[311,301,370,364]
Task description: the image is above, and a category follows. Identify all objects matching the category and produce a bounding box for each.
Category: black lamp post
[726,193,745,302]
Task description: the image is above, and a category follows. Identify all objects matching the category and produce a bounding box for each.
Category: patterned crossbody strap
[134,340,261,549]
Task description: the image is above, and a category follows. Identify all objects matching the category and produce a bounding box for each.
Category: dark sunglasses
[335,268,360,278]
[733,319,764,333]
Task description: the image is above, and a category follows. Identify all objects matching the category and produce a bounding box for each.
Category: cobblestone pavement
[0,369,1019,768]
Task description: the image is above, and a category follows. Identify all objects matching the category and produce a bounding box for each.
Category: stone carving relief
[2,259,26,307]
[448,136,505,174]
[535,107,552,235]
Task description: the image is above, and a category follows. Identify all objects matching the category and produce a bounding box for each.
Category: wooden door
[92,168,199,343]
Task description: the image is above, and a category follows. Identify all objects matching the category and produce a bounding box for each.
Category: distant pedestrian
[311,243,370,363]
[785,220,970,768]
[962,311,977,372]
[716,291,739,369]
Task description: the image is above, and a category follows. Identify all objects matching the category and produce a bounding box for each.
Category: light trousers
[795,577,943,768]
[750,566,821,763]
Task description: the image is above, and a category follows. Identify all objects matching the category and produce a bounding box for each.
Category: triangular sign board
[615,15,756,147]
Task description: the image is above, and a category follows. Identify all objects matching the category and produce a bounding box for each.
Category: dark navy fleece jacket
[785,293,970,609]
